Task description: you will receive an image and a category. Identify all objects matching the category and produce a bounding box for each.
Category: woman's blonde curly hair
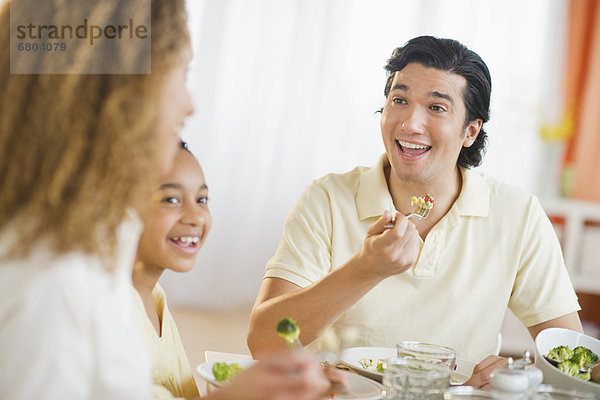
[0,0,190,269]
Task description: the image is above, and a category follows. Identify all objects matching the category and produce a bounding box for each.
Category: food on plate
[212,362,244,382]
[410,194,434,210]
[545,345,599,383]
[359,358,386,373]
[276,317,300,345]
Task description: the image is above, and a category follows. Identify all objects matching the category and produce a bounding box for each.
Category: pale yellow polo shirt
[265,155,580,363]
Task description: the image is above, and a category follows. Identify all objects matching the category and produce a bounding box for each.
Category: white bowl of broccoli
[534,327,600,395]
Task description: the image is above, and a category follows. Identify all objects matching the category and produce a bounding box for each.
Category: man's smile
[396,139,431,158]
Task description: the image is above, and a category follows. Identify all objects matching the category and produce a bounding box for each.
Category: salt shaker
[489,351,543,396]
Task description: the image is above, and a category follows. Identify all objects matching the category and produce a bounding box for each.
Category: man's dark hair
[383,36,491,168]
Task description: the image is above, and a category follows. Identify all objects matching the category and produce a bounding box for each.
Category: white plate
[339,346,475,385]
[196,359,382,399]
[335,371,382,399]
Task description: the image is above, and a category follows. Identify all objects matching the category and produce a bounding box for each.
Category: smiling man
[247,36,582,388]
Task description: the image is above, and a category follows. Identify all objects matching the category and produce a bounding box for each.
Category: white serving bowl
[534,327,600,395]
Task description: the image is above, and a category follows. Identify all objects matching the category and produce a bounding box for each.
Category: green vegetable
[573,346,599,365]
[547,345,599,383]
[276,318,300,344]
[558,360,581,377]
[547,346,573,363]
[576,371,591,381]
[359,358,386,373]
[570,352,586,370]
[212,362,243,382]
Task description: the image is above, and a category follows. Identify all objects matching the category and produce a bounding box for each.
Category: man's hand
[357,210,421,279]
[248,211,421,356]
[463,355,507,389]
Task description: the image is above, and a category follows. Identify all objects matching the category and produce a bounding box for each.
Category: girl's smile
[136,147,212,275]
[168,235,202,255]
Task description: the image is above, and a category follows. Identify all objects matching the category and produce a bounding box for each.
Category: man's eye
[392,97,406,104]
[163,197,180,205]
[198,196,209,205]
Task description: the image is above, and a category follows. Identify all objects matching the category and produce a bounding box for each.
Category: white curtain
[160,0,569,309]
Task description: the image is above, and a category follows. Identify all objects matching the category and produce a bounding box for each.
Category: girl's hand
[212,351,331,400]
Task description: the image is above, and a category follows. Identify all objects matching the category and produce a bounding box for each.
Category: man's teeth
[397,140,429,150]
[172,236,200,244]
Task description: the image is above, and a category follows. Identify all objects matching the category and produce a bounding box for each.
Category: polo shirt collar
[356,154,490,220]
[455,167,489,217]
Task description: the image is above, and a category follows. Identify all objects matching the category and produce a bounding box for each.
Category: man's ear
[463,119,483,147]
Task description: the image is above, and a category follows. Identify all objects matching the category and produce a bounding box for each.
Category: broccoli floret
[571,352,586,370]
[558,360,581,377]
[550,345,600,381]
[276,317,300,344]
[576,371,591,381]
[547,346,574,363]
[212,362,243,382]
[573,346,599,365]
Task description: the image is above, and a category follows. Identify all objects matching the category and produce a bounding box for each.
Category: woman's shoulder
[1,247,108,312]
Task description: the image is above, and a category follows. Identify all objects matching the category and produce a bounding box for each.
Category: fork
[280,330,349,395]
[285,337,304,352]
[407,203,433,219]
[383,203,431,228]
[317,327,360,396]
